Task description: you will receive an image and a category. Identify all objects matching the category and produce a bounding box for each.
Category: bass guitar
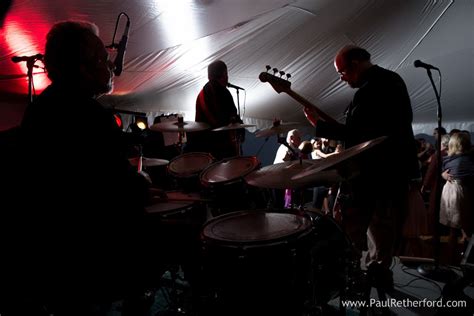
[258,67,338,124]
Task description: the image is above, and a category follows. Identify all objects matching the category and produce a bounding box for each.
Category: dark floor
[97,253,474,316]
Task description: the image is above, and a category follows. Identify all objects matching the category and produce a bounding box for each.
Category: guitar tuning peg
[286,73,292,80]
[272,68,278,75]
[266,65,271,72]
[279,70,285,77]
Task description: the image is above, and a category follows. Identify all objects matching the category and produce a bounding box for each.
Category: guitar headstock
[259,66,291,94]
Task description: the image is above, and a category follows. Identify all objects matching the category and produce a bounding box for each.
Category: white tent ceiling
[1,0,473,134]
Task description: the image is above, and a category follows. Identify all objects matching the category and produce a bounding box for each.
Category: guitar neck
[286,90,338,124]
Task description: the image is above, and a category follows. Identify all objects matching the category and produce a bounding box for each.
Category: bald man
[273,129,302,164]
[304,45,419,291]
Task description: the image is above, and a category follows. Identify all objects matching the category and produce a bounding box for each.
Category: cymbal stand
[230,129,243,156]
[175,117,187,155]
[255,137,270,159]
[177,131,186,155]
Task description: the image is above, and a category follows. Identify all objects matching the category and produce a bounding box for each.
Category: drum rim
[201,210,313,245]
[167,152,214,178]
[145,190,198,215]
[200,156,260,186]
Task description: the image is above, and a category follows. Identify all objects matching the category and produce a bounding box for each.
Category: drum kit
[130,118,387,315]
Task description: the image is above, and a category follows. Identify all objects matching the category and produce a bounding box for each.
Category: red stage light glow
[3,13,51,94]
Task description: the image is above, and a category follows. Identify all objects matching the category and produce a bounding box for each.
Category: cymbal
[129,157,169,167]
[245,159,341,189]
[212,123,256,131]
[150,121,209,133]
[292,136,387,181]
[255,122,301,138]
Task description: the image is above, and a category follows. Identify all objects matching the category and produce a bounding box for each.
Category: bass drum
[199,210,352,316]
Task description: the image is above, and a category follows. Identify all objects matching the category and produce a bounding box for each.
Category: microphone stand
[417,68,456,281]
[235,89,243,155]
[236,88,241,118]
[26,58,35,105]
[11,54,44,104]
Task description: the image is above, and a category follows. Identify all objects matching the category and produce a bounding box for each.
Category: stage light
[113,113,123,129]
[134,116,148,130]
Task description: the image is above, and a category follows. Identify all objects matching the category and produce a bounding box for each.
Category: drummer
[186,60,244,159]
[9,20,161,313]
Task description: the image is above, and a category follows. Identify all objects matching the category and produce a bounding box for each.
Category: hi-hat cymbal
[150,121,209,133]
[129,157,169,167]
[245,159,341,189]
[212,123,256,131]
[255,122,301,138]
[292,136,387,181]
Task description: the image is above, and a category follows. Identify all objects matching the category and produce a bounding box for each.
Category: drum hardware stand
[159,265,189,315]
[230,129,243,156]
[174,117,186,155]
[255,136,270,161]
[177,133,186,155]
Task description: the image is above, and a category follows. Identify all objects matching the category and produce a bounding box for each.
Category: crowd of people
[419,128,474,259]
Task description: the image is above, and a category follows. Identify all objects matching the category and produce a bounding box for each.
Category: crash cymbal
[212,123,256,131]
[150,121,209,133]
[129,157,169,167]
[245,159,341,189]
[292,136,387,181]
[255,121,301,138]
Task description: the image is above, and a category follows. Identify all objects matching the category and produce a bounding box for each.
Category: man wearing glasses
[304,45,419,292]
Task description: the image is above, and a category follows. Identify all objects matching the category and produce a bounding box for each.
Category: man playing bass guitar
[303,46,419,291]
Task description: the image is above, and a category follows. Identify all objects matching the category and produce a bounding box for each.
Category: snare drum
[200,210,351,315]
[167,152,214,191]
[200,156,261,212]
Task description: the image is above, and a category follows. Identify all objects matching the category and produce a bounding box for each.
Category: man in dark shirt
[2,20,155,314]
[187,60,243,159]
[304,45,419,290]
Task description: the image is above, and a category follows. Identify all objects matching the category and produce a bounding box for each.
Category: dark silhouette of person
[304,45,419,291]
[1,20,159,315]
[186,60,244,159]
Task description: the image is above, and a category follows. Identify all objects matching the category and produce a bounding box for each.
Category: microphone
[113,18,130,76]
[414,60,439,71]
[227,82,245,90]
[11,53,43,63]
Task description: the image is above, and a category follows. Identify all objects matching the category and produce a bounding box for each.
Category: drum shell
[145,191,207,265]
[200,156,262,212]
[199,210,352,314]
[167,152,214,191]
[200,211,314,315]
